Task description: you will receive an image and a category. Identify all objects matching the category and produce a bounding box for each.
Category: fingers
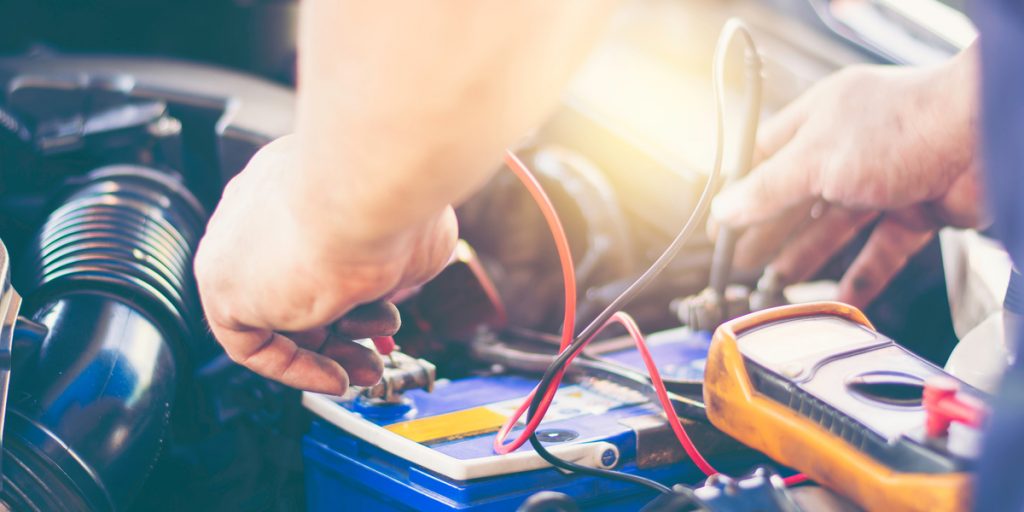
[332,301,401,338]
[320,338,384,386]
[928,167,989,228]
[838,213,935,308]
[213,317,386,393]
[770,207,878,284]
[232,302,389,390]
[712,141,821,228]
[288,325,385,387]
[732,199,816,271]
[211,320,351,395]
[752,94,809,165]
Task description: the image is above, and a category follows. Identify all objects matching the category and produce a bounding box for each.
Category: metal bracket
[0,240,22,491]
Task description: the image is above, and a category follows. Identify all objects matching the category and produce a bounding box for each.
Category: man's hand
[194,136,457,395]
[712,48,985,308]
[193,1,617,393]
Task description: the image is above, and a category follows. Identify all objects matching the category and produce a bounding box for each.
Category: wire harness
[492,17,807,497]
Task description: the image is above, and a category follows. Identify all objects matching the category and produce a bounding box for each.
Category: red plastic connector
[923,377,986,438]
[371,336,396,357]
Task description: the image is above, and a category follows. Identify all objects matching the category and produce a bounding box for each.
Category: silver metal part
[673,267,790,332]
[673,284,752,332]
[360,351,436,403]
[749,267,788,312]
[693,467,803,512]
[0,240,21,490]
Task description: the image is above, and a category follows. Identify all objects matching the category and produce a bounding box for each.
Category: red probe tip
[371,336,396,356]
[923,377,986,438]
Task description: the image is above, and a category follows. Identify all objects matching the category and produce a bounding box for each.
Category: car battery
[301,328,748,511]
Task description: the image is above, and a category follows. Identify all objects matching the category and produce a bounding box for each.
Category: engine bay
[0,1,978,511]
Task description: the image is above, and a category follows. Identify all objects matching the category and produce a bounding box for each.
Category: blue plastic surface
[600,328,711,382]
[303,330,741,511]
[304,419,714,511]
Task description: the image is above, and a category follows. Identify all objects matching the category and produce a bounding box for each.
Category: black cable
[522,19,760,506]
[640,485,709,512]
[528,433,672,495]
[518,338,679,495]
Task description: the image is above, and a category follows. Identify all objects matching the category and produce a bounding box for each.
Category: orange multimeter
[703,302,985,512]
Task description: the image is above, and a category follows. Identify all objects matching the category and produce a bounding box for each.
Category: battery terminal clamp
[362,350,436,403]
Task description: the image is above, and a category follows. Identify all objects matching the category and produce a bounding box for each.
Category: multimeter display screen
[738,316,879,369]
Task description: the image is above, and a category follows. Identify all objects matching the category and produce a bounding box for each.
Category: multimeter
[704,302,986,512]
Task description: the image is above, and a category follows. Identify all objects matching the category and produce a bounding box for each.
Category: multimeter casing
[704,302,978,512]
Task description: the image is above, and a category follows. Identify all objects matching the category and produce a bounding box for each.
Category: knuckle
[222,344,248,365]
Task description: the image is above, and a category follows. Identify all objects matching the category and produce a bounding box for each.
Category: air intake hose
[4,165,206,511]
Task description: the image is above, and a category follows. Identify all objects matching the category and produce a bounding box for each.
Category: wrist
[280,125,437,240]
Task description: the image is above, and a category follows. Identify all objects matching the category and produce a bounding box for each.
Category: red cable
[783,474,809,486]
[494,150,578,454]
[503,151,577,352]
[593,315,812,484]
[596,311,718,475]
[494,150,808,486]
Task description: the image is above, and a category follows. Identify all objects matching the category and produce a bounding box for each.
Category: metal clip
[0,240,22,491]
[360,351,436,403]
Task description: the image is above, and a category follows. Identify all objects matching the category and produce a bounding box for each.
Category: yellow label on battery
[385,407,508,444]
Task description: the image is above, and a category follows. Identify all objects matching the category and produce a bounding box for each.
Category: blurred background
[0,1,984,510]
[0,0,980,366]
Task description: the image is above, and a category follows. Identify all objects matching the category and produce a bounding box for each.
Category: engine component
[693,467,801,512]
[672,284,756,333]
[0,239,21,489]
[393,240,505,379]
[457,146,634,334]
[0,52,303,511]
[639,467,803,512]
[672,268,790,333]
[672,20,764,335]
[23,164,205,340]
[4,164,205,511]
[397,240,506,346]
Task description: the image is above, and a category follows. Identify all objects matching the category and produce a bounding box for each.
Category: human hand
[194,136,458,394]
[712,48,985,308]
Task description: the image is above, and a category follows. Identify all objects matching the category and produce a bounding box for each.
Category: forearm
[294,0,617,243]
